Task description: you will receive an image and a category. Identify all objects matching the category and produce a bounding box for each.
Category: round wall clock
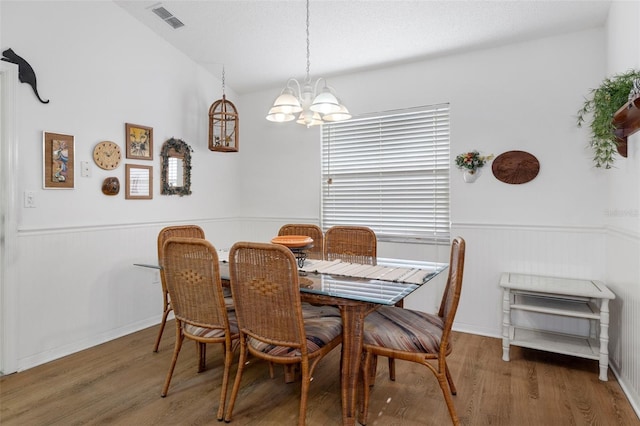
[93,141,122,170]
[492,150,540,184]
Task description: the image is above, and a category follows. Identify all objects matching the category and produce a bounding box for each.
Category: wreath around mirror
[160,137,193,196]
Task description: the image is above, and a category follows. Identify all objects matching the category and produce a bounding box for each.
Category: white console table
[500,272,615,381]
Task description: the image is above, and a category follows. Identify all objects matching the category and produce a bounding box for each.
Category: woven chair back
[437,237,466,351]
[229,242,306,353]
[278,224,324,260]
[157,225,205,261]
[161,237,230,330]
[324,225,377,265]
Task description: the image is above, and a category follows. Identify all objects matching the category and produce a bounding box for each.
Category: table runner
[300,259,435,285]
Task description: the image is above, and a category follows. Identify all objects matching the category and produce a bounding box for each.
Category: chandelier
[266,0,351,127]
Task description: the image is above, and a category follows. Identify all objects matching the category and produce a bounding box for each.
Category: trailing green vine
[577,69,640,169]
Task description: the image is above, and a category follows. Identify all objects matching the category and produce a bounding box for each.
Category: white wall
[604,0,640,415]
[5,1,240,229]
[240,29,608,228]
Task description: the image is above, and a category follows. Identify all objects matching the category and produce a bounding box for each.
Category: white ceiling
[114,0,612,94]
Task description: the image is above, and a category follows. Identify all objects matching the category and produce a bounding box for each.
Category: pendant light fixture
[266,0,351,127]
[209,66,239,152]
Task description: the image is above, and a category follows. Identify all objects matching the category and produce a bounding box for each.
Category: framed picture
[125,123,153,160]
[125,164,153,200]
[43,131,74,189]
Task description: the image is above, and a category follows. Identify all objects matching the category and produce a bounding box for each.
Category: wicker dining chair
[323,225,401,377]
[278,223,324,260]
[159,237,239,421]
[359,237,466,425]
[224,242,343,426]
[154,225,206,352]
[324,225,377,265]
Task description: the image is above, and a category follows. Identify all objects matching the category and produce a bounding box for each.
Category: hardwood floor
[1,322,637,425]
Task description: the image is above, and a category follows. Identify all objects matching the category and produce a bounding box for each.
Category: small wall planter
[455,150,493,183]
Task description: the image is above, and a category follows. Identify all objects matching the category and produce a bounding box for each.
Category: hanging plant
[576,69,640,169]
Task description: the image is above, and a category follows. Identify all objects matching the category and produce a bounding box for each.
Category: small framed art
[125,164,153,199]
[43,131,74,189]
[125,123,153,160]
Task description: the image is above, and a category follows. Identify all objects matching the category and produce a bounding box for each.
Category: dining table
[136,251,448,426]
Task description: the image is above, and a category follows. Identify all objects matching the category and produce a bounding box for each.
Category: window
[321,104,450,244]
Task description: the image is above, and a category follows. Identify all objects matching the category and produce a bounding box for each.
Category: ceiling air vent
[151,6,184,29]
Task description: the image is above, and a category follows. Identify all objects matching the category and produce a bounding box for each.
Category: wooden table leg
[339,303,371,426]
[299,293,377,425]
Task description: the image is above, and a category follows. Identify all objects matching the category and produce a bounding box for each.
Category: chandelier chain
[305,0,310,82]
[221,65,226,96]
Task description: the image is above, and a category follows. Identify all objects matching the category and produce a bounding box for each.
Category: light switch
[81,161,91,177]
[24,191,36,208]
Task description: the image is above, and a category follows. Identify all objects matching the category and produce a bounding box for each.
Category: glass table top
[220,257,448,306]
[137,254,448,307]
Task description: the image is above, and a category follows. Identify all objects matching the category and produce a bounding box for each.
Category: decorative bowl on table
[270,235,313,248]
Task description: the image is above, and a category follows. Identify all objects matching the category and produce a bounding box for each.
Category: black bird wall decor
[1,48,49,104]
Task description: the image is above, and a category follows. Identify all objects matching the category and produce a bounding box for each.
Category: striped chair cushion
[301,303,341,319]
[248,311,342,357]
[363,306,445,353]
[183,310,239,339]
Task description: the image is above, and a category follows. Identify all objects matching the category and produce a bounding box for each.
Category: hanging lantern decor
[209,66,238,152]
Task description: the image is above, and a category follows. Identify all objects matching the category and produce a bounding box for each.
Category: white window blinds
[321,104,450,244]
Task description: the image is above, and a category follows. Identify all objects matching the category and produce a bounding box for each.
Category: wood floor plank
[1,322,638,425]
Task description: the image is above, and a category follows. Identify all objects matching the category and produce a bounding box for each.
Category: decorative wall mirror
[160,138,192,196]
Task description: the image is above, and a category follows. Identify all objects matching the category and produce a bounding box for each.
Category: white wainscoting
[12,218,239,371]
[450,223,606,338]
[604,227,640,417]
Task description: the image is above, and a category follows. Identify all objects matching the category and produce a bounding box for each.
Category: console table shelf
[511,293,600,319]
[510,328,600,359]
[500,273,615,381]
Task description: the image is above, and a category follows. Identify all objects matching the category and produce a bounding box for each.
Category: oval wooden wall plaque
[491,151,540,184]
